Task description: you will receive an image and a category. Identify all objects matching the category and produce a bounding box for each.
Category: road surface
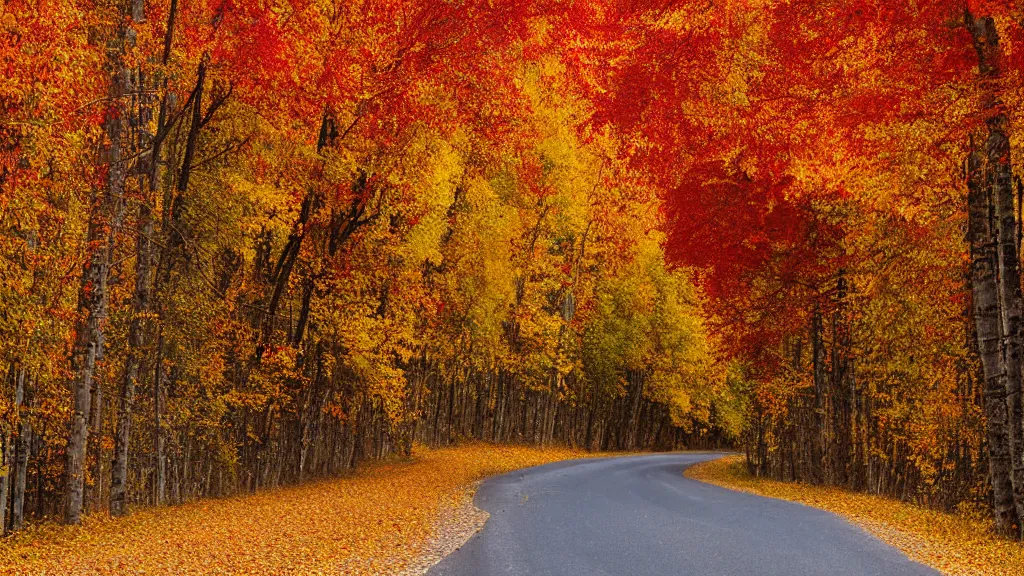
[426,453,939,576]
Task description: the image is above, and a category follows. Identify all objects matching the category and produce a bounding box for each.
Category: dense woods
[4,0,1024,549]
[624,0,1024,538]
[0,0,736,529]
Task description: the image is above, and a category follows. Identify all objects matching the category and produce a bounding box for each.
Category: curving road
[426,453,939,576]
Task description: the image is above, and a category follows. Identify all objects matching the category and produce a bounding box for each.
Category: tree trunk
[111,0,169,518]
[63,6,135,526]
[111,199,152,516]
[154,333,165,506]
[967,10,1024,537]
[968,135,1019,535]
[12,372,31,531]
[991,109,1024,527]
[0,431,8,534]
[88,371,103,512]
[811,310,826,484]
[0,366,23,533]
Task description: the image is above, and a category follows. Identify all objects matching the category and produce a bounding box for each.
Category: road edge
[685,455,999,576]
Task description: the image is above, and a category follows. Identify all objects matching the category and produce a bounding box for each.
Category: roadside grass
[0,443,592,575]
[686,455,1020,576]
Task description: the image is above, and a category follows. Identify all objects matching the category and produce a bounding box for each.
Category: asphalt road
[426,453,939,576]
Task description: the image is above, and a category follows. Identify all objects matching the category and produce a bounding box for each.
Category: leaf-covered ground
[687,456,1020,576]
[0,444,591,575]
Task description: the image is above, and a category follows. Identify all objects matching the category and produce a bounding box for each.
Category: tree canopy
[0,0,1022,542]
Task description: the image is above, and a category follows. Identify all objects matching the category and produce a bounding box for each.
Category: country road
[426,453,939,576]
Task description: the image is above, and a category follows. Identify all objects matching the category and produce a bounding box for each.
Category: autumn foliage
[0,0,734,536]
[1,0,1024,560]
[582,0,1024,535]
[0,444,591,575]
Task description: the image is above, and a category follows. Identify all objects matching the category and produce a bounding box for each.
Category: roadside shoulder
[685,456,1017,576]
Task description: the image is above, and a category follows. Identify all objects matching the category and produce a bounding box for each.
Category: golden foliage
[0,444,591,576]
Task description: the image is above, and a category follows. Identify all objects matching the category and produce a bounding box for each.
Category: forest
[2,0,1024,550]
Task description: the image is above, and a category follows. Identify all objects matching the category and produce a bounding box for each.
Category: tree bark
[811,310,826,484]
[967,10,1024,537]
[154,333,165,506]
[0,433,8,534]
[991,108,1024,528]
[111,0,170,518]
[12,372,31,531]
[968,138,1019,535]
[110,198,152,516]
[88,368,103,511]
[0,366,22,533]
[63,7,135,526]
